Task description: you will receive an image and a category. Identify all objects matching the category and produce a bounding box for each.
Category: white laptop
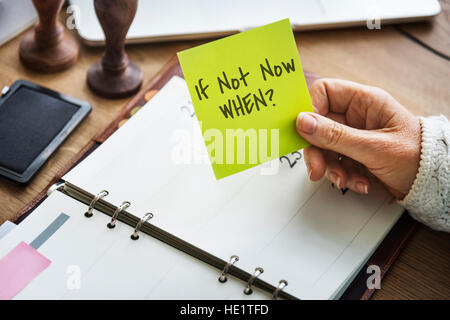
[0,0,37,46]
[69,0,441,46]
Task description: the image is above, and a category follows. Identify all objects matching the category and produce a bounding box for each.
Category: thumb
[296,112,377,164]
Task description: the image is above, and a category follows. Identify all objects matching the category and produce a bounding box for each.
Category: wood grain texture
[396,0,450,59]
[294,28,450,119]
[373,226,450,300]
[0,9,448,299]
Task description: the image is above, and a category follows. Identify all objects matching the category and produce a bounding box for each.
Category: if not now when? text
[194,58,297,119]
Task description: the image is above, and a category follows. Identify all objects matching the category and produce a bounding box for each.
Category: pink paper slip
[0,241,51,299]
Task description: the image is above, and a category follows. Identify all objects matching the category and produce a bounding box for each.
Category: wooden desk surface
[0,6,449,300]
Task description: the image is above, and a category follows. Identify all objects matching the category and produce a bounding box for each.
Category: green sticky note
[178,19,313,179]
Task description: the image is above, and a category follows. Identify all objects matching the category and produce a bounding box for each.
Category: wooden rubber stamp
[19,0,79,72]
[87,0,143,99]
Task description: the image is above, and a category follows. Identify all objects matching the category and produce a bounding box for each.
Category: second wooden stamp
[87,0,143,99]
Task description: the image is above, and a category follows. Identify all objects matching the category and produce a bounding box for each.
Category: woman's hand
[296,79,422,199]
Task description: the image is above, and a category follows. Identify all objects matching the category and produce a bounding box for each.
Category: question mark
[265,89,275,106]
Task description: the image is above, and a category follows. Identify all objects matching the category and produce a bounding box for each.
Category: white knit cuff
[398,115,450,232]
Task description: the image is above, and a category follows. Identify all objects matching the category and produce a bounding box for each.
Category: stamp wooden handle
[87,0,143,99]
[19,0,79,72]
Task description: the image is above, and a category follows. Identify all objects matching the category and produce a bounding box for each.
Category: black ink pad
[0,80,91,183]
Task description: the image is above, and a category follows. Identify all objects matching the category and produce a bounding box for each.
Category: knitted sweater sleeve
[398,115,450,232]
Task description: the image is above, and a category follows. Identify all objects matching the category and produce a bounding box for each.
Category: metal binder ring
[47,182,66,196]
[84,190,109,218]
[218,255,239,283]
[130,212,154,240]
[243,267,264,295]
[107,201,131,229]
[272,280,288,300]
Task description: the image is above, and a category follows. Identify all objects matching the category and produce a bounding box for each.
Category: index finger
[309,78,384,116]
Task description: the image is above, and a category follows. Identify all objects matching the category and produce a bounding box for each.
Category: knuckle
[372,87,391,99]
[310,79,329,113]
[325,122,345,146]
[368,87,394,107]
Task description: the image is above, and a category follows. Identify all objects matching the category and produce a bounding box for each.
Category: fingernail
[296,112,317,134]
[329,171,340,188]
[356,182,368,194]
[305,161,312,180]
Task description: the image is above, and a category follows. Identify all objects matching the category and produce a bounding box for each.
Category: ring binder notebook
[54,181,295,299]
[81,187,155,240]
[9,56,418,300]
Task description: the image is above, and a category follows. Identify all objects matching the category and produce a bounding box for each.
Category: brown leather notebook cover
[11,56,417,300]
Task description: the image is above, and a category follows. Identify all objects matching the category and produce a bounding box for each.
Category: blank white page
[0,191,269,299]
[63,76,404,299]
